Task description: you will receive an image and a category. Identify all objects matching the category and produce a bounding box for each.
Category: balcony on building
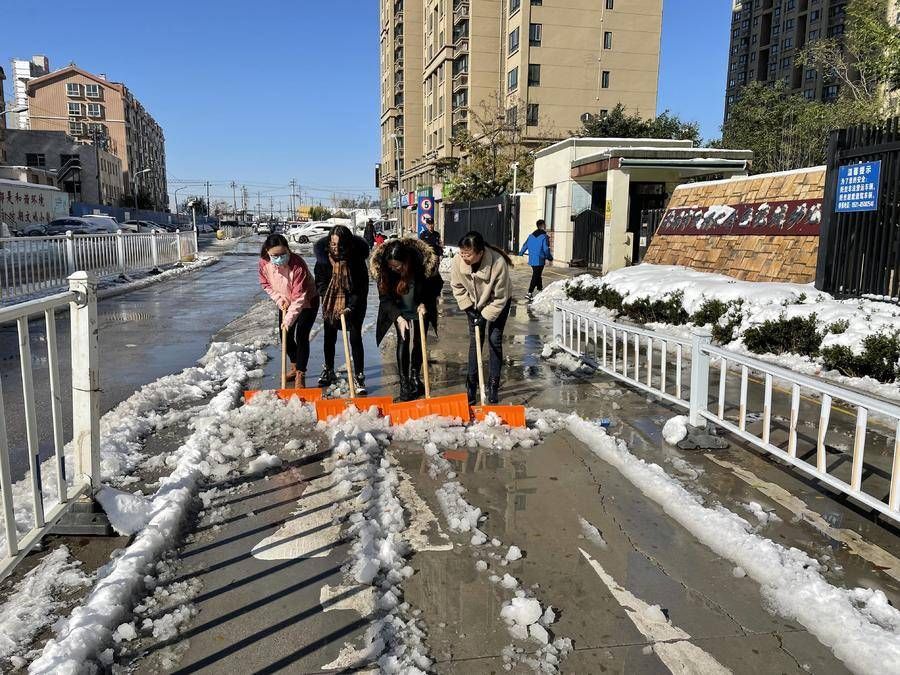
[452,70,468,93]
[453,0,469,25]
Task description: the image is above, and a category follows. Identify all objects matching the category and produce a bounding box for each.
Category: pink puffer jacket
[258,253,318,327]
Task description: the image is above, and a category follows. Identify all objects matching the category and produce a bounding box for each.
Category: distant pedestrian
[519,219,553,300]
[363,219,376,248]
[419,215,443,257]
[258,234,319,388]
[375,232,386,246]
[450,231,513,405]
[371,238,443,402]
[314,225,371,393]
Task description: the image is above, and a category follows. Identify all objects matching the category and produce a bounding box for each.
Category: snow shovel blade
[387,392,471,425]
[471,404,526,427]
[315,396,394,420]
[243,387,324,404]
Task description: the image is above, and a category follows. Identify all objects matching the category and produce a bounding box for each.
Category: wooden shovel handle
[281,325,288,390]
[340,312,357,398]
[417,308,431,399]
[474,323,486,406]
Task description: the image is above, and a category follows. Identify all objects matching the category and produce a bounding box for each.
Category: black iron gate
[817,117,900,299]
[443,195,516,251]
[571,208,604,268]
[637,208,665,263]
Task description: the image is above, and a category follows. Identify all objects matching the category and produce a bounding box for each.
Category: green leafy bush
[827,319,850,335]
[821,332,900,383]
[712,302,746,345]
[565,282,624,313]
[621,291,689,325]
[692,298,729,327]
[742,314,823,356]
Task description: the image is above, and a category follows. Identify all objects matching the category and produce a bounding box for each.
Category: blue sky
[3,0,730,207]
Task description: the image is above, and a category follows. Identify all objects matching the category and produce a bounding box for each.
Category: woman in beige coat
[450,231,514,404]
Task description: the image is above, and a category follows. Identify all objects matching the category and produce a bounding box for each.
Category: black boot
[487,377,500,405]
[410,370,425,398]
[398,376,413,402]
[318,366,335,387]
[466,377,478,406]
[355,373,368,396]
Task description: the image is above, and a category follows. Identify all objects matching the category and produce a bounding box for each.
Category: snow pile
[743,501,781,526]
[662,416,689,445]
[578,516,608,550]
[246,451,283,475]
[434,480,482,533]
[95,487,154,536]
[29,378,309,673]
[0,546,90,666]
[322,409,432,674]
[567,414,900,674]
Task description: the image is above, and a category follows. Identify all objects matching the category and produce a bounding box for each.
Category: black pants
[279,298,319,371]
[528,265,545,294]
[395,319,423,378]
[323,316,365,376]
[468,300,511,383]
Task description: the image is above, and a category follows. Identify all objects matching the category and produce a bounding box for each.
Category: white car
[288,221,334,244]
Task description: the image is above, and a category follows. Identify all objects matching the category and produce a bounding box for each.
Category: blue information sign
[417,193,434,235]
[835,160,881,213]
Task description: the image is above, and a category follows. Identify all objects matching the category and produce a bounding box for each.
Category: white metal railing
[0,229,199,303]
[221,225,255,239]
[553,302,900,525]
[0,272,101,580]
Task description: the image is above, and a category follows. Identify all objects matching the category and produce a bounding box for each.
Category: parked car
[46,217,93,235]
[123,219,165,233]
[287,221,334,244]
[17,223,49,237]
[197,223,215,233]
[256,222,272,235]
[81,214,121,233]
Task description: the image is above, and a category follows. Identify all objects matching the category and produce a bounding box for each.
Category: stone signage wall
[643,167,826,283]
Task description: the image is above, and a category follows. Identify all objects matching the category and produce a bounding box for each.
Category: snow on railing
[0,273,101,580]
[0,229,199,304]
[553,302,900,525]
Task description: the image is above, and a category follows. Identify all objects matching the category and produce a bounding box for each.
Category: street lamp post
[133,168,151,215]
[390,133,402,234]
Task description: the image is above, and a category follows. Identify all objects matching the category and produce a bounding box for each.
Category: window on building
[68,102,82,116]
[66,83,82,97]
[605,0,614,8]
[507,67,519,91]
[824,84,839,99]
[529,23,542,46]
[810,9,821,20]
[506,105,518,126]
[25,153,46,168]
[805,68,816,80]
[601,70,610,88]
[527,103,539,126]
[803,89,815,100]
[85,83,101,98]
[60,153,78,166]
[603,31,612,49]
[785,18,794,29]
[809,28,820,39]
[544,185,556,230]
[509,27,520,53]
[69,121,83,135]
[87,103,103,118]
[531,0,542,4]
[600,109,608,116]
[510,0,521,14]
[528,63,541,85]
[784,37,793,48]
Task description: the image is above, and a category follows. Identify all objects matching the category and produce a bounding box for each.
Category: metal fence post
[68,272,101,491]
[116,229,127,277]
[175,229,183,264]
[688,328,712,427]
[150,230,160,272]
[553,305,563,346]
[65,231,76,274]
[193,227,199,257]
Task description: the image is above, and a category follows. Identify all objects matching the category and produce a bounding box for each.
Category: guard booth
[816,117,900,299]
[519,138,753,274]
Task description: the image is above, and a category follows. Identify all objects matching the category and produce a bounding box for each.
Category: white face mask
[270,253,290,266]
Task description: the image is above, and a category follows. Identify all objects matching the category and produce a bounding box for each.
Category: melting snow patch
[505,546,523,562]
[578,516,609,549]
[246,451,283,475]
[662,416,689,445]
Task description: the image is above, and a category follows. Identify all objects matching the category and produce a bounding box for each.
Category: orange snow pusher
[244,326,324,403]
[387,308,470,424]
[470,324,526,427]
[315,312,392,420]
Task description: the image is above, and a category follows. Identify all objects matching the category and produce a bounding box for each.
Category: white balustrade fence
[553,302,900,525]
[0,273,101,580]
[221,225,255,239]
[0,229,199,303]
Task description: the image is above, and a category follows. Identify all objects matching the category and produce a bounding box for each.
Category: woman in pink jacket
[258,234,320,387]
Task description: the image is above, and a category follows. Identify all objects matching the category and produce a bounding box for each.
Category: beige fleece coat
[449,247,513,321]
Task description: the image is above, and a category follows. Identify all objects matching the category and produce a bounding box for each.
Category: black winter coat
[369,238,444,345]
[419,228,444,257]
[313,233,371,323]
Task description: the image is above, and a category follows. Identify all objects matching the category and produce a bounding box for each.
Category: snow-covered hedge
[533,264,900,389]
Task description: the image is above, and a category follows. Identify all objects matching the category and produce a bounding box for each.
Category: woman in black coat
[370,238,443,401]
[314,225,371,393]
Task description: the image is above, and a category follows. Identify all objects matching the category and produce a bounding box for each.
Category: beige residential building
[26,65,167,210]
[0,66,7,165]
[379,0,663,232]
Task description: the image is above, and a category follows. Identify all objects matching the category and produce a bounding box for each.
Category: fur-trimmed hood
[313,232,370,263]
[368,237,439,280]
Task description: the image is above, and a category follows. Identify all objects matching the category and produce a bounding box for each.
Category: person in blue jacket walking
[519,219,553,299]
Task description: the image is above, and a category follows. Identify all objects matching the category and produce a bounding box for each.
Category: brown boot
[294,371,306,388]
[285,365,298,380]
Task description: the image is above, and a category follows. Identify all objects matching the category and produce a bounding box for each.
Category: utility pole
[257,191,261,222]
[289,178,297,220]
[206,181,210,223]
[270,196,274,221]
[230,181,237,222]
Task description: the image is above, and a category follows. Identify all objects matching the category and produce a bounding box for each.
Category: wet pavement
[127,258,900,673]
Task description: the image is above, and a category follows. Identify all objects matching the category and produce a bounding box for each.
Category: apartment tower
[26,65,167,210]
[9,56,51,131]
[379,0,663,229]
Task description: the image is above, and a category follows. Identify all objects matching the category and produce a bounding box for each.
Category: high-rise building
[0,66,7,164]
[26,65,167,210]
[379,0,663,231]
[10,55,50,130]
